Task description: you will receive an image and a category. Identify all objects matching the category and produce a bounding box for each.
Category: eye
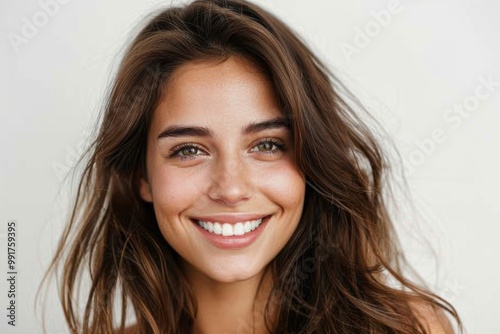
[249,138,286,154]
[169,143,207,160]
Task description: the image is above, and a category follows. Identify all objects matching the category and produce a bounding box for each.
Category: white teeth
[234,222,244,236]
[213,222,222,235]
[222,223,233,236]
[197,218,263,236]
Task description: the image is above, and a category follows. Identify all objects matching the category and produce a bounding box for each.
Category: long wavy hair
[43,0,462,333]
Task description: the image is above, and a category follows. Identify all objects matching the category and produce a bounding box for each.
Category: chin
[189,255,270,284]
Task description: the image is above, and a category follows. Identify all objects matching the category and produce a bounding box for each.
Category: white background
[1,0,499,332]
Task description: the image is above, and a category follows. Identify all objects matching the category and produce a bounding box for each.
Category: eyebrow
[157,116,289,140]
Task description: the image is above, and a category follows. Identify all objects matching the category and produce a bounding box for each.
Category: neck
[185,266,274,334]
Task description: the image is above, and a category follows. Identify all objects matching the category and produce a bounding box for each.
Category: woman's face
[139,57,306,283]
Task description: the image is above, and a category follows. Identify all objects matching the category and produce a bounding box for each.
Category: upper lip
[191,213,269,224]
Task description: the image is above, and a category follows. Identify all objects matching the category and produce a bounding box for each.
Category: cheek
[258,161,305,209]
[149,166,207,216]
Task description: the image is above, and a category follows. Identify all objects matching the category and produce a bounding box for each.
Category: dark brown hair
[43,0,462,333]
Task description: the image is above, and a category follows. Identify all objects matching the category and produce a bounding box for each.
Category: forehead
[151,57,282,128]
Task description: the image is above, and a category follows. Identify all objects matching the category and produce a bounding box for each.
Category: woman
[45,0,462,333]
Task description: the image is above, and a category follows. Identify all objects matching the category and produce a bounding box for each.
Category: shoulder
[411,302,455,334]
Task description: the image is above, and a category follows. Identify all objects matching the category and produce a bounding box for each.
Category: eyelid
[254,137,285,145]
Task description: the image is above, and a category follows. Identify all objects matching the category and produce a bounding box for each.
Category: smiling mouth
[195,218,265,236]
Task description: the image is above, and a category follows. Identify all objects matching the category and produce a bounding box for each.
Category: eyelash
[250,138,286,154]
[168,138,286,160]
[168,143,206,160]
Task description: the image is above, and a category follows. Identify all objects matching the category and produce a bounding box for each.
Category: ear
[138,177,153,202]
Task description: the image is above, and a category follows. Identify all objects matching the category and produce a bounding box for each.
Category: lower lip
[192,216,270,250]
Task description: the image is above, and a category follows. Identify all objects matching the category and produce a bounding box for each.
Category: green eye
[256,142,275,151]
[170,144,206,160]
[250,139,286,154]
[179,147,200,156]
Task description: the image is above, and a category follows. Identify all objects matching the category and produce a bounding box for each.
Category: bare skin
[186,265,274,334]
[116,58,455,334]
[138,57,305,333]
[119,305,454,334]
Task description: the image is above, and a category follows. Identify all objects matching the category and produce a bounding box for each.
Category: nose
[207,155,252,206]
